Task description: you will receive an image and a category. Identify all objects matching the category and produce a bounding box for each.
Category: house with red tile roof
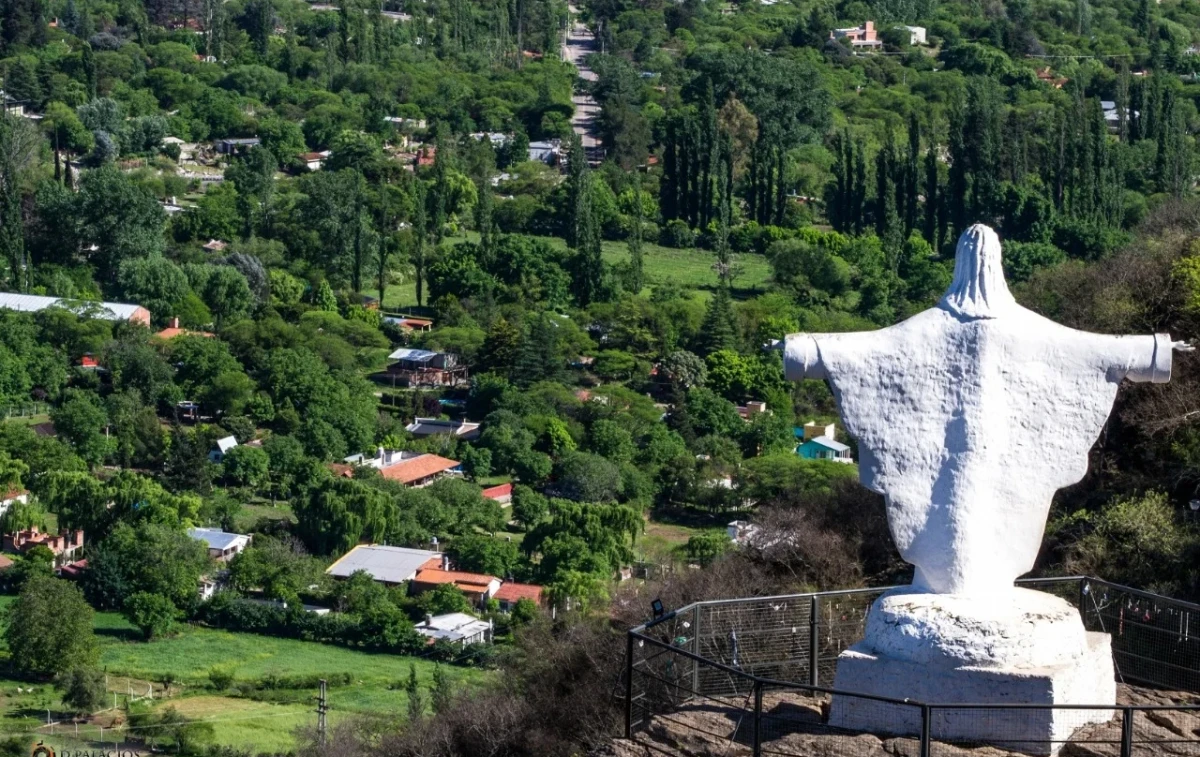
[481,483,513,505]
[411,567,502,605]
[494,582,544,610]
[380,453,462,487]
[154,317,214,341]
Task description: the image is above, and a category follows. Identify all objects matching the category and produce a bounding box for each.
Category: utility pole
[317,679,328,746]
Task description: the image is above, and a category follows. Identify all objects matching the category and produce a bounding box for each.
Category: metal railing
[623,576,1200,756]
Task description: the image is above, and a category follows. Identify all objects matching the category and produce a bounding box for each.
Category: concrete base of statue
[827,588,1116,756]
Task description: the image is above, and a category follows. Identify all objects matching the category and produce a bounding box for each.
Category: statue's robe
[784,306,1172,594]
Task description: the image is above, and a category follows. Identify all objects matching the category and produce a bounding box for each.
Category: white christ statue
[778,223,1192,597]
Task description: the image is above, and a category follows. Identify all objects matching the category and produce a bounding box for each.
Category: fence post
[692,605,702,699]
[753,679,763,757]
[1120,707,1134,757]
[919,704,932,757]
[625,631,635,739]
[808,595,821,687]
[1078,579,1088,621]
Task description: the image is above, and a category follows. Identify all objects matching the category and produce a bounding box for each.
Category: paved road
[563,5,601,153]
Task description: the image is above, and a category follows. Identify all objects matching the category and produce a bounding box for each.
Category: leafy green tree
[56,667,106,714]
[83,521,209,611]
[511,484,549,529]
[451,534,520,576]
[123,591,180,639]
[5,576,99,678]
[294,477,397,555]
[222,444,269,488]
[419,582,474,616]
[685,531,729,567]
[74,165,167,283]
[50,389,110,466]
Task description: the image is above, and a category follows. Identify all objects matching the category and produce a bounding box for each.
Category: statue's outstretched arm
[769,334,828,381]
[1106,333,1189,383]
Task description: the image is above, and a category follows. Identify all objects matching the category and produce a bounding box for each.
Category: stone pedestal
[828,588,1116,755]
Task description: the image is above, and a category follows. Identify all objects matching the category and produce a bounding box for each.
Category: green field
[382,232,772,309]
[0,596,492,752]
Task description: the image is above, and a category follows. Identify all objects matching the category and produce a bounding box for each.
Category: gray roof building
[325,544,441,585]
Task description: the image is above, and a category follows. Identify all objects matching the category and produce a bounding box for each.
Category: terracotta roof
[327,463,354,478]
[380,454,460,485]
[495,582,543,604]
[154,327,214,340]
[413,568,497,592]
[481,483,513,500]
[0,489,27,501]
[0,554,13,570]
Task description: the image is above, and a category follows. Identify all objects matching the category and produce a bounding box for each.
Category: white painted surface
[782,224,1180,595]
[830,630,1116,755]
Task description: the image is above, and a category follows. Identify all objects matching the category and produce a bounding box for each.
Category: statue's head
[939,224,1018,320]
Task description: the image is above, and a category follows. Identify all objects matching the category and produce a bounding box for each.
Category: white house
[900,25,926,45]
[209,435,238,463]
[0,488,28,520]
[188,528,252,561]
[415,612,494,646]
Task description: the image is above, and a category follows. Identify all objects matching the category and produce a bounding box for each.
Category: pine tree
[696,285,737,357]
[512,313,563,387]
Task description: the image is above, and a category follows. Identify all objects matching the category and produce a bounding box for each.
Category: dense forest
[0,0,1199,750]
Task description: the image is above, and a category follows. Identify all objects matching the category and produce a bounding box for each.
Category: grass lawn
[0,595,493,752]
[381,232,772,310]
[233,501,297,533]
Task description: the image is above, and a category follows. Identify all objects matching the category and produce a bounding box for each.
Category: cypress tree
[627,178,645,295]
[773,144,786,226]
[924,137,940,250]
[947,95,968,233]
[412,181,428,307]
[661,118,678,222]
[699,80,718,228]
[852,137,868,235]
[905,113,920,236]
[566,133,603,305]
[475,177,495,269]
[875,132,895,238]
[81,42,96,102]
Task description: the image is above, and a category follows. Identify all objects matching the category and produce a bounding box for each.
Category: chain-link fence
[624,576,1200,756]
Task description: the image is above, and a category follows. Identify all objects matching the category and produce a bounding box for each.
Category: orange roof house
[494,582,544,609]
[411,567,502,604]
[481,483,513,504]
[155,317,214,340]
[380,454,461,486]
